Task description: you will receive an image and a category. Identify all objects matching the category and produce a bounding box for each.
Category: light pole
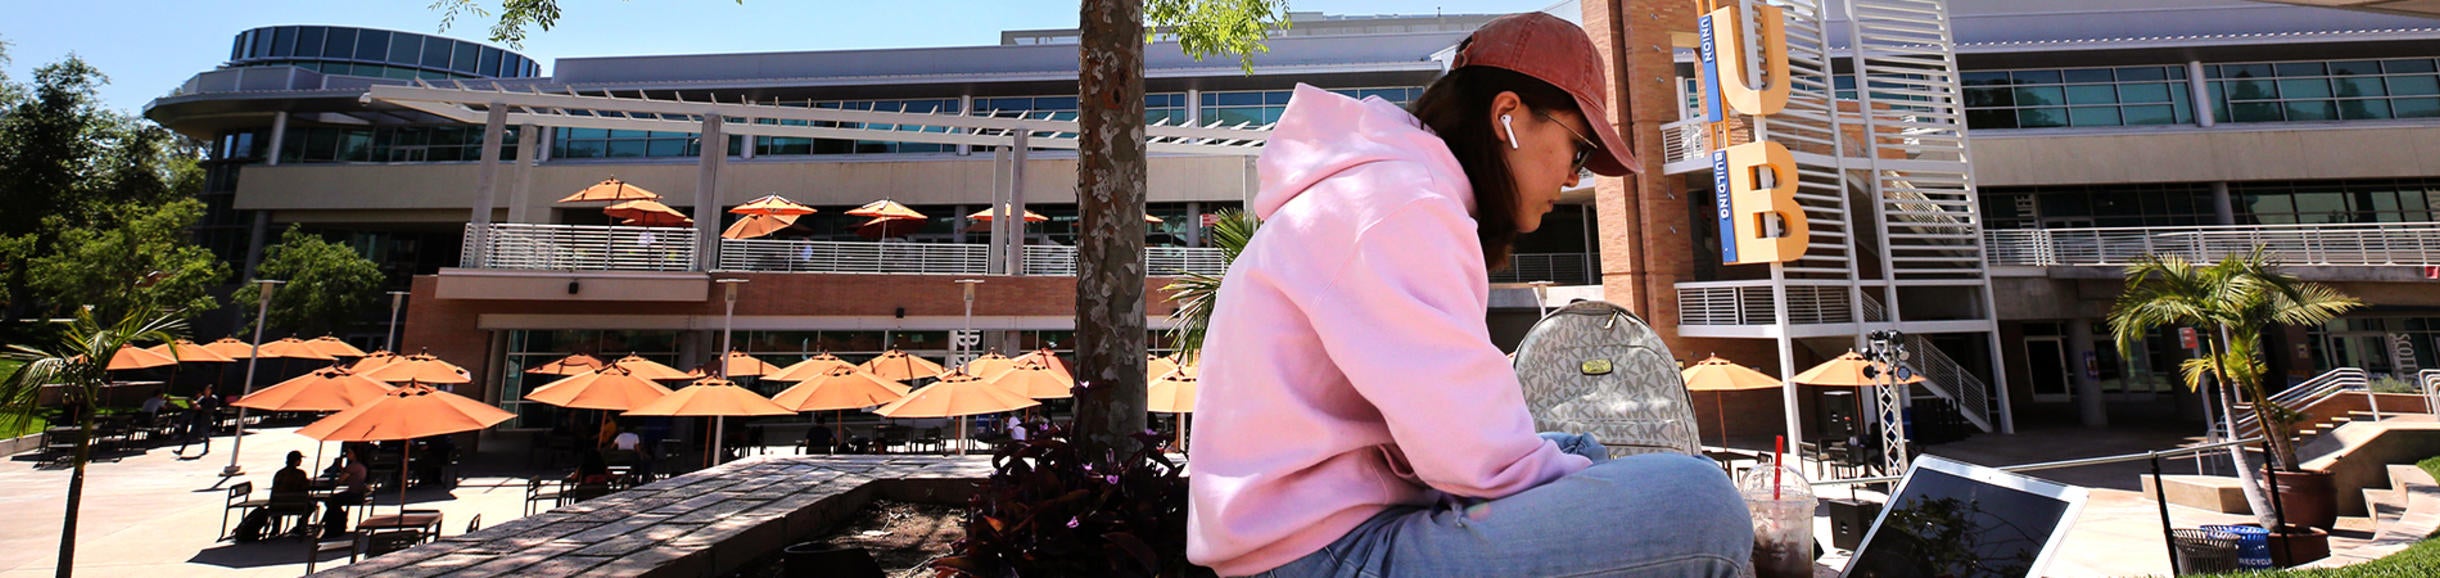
[1527,280,1556,319]
[954,279,984,455]
[710,278,747,467]
[1863,329,1912,475]
[385,291,410,352]
[223,279,284,477]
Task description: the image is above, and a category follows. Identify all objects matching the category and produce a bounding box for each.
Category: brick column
[1585,0,1698,353]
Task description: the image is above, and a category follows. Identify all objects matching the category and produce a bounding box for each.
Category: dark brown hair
[1407,66,1580,271]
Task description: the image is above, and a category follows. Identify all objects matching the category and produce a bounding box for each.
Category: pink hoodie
[1185,84,1592,576]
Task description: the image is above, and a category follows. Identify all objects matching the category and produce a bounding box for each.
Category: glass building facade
[227,25,539,80]
[1979,178,2440,229]
[1955,57,2440,130]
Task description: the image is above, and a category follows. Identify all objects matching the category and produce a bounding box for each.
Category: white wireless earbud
[1501,114,1520,150]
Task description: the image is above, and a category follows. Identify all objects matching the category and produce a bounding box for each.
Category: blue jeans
[1254,433,1752,578]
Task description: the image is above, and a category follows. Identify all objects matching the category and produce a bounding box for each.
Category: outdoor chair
[360,530,424,558]
[524,477,564,515]
[919,428,945,453]
[41,427,82,464]
[567,483,613,503]
[884,428,912,454]
[220,481,262,540]
[304,533,365,573]
[464,514,482,536]
[261,493,320,540]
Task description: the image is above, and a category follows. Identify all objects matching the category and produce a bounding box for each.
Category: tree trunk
[1073,0,1150,458]
[59,408,93,578]
[2211,327,2275,528]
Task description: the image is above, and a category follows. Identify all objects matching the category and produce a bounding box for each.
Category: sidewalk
[0,427,532,577]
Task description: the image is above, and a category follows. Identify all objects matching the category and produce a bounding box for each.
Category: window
[294,27,325,58]
[2207,58,2440,123]
[2231,179,2440,224]
[250,28,273,59]
[1962,65,2192,129]
[350,29,386,62]
[451,41,480,74]
[387,32,420,66]
[421,36,453,69]
[477,46,501,76]
[270,27,297,57]
[1978,183,2218,229]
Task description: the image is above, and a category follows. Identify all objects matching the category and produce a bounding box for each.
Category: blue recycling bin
[2203,524,2272,569]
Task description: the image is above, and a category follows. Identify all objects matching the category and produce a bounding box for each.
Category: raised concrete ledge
[311,455,990,578]
[2140,474,2253,514]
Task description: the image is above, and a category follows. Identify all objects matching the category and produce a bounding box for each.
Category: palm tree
[1,306,185,578]
[2107,248,2359,526]
[1161,209,1260,363]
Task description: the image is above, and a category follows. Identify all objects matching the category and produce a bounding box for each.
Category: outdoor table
[358,512,443,541]
[1702,449,1762,477]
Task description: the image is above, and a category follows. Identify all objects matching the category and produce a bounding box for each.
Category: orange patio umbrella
[525,364,675,412]
[349,350,401,374]
[845,199,927,220]
[964,350,1018,378]
[358,352,471,385]
[1147,354,1181,383]
[988,360,1075,400]
[524,353,606,376]
[730,194,818,217]
[1681,356,1783,447]
[855,216,925,240]
[609,354,695,381]
[297,381,515,516]
[771,365,911,443]
[768,352,857,382]
[97,344,178,371]
[1791,351,1924,388]
[258,338,339,361]
[713,350,782,378]
[862,349,945,382]
[966,206,1048,223]
[875,369,1039,455]
[722,213,799,240]
[1011,349,1073,381]
[148,339,236,364]
[305,335,368,359]
[605,200,692,227]
[233,367,395,413]
[1148,363,1199,452]
[200,337,260,360]
[624,378,794,467]
[558,177,662,203]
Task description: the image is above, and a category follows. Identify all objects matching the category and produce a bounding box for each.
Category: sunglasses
[1534,109,1599,174]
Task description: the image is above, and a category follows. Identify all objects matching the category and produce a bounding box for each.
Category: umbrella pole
[1176,414,1187,453]
[398,442,412,518]
[833,411,844,453]
[1716,394,1727,449]
[710,416,726,469]
[956,420,966,456]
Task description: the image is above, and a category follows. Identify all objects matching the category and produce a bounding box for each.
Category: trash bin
[2202,524,2271,570]
[2170,528,2241,574]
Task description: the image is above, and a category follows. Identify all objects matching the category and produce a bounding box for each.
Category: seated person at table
[570,450,614,486]
[321,449,369,539]
[233,451,312,542]
[141,391,169,417]
[804,425,834,454]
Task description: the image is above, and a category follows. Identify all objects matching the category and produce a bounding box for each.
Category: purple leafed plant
[932,423,1209,578]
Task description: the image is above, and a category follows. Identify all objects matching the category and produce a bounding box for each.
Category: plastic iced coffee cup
[1738,459,1815,578]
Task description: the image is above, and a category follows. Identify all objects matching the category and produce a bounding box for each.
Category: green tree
[1160,209,1259,362]
[23,199,228,325]
[2107,248,2360,526]
[0,52,210,329]
[243,227,385,336]
[430,0,1290,458]
[1,307,186,578]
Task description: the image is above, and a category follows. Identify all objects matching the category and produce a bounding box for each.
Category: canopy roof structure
[363,83,1272,156]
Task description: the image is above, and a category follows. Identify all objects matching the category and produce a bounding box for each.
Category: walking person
[176,387,222,458]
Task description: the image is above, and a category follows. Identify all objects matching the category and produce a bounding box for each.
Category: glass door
[2026,337,2071,403]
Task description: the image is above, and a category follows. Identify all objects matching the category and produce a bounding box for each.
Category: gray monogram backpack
[1510,301,1702,458]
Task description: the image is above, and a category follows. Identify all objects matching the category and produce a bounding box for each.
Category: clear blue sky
[3,0,1550,115]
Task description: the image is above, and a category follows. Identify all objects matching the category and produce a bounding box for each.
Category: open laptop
[1840,455,2090,578]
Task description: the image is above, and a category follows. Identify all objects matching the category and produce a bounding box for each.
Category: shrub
[934,424,1210,578]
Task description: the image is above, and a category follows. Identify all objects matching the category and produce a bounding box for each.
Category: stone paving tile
[334,454,988,577]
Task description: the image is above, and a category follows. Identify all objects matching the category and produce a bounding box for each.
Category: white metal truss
[360,80,1272,156]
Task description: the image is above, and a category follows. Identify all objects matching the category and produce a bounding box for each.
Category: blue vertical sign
[1698,14,1724,123]
[1712,150,1736,264]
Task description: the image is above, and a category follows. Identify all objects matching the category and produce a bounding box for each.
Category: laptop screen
[1844,457,2085,578]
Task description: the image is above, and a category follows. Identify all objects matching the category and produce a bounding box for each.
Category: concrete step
[2389,463,2437,491]
[2140,474,2253,514]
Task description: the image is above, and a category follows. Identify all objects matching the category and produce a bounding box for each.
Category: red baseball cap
[1450,12,1641,176]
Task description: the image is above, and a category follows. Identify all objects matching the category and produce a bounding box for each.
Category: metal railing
[1490,253,1594,285]
[464,223,696,272]
[1660,118,1708,168]
[1985,222,2440,267]
[1676,283,1855,326]
[2232,367,2369,438]
[473,224,1231,276]
[1907,334,1994,433]
[1813,435,2265,487]
[717,238,991,274]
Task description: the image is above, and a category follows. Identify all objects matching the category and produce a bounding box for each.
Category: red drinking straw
[1772,435,1787,500]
